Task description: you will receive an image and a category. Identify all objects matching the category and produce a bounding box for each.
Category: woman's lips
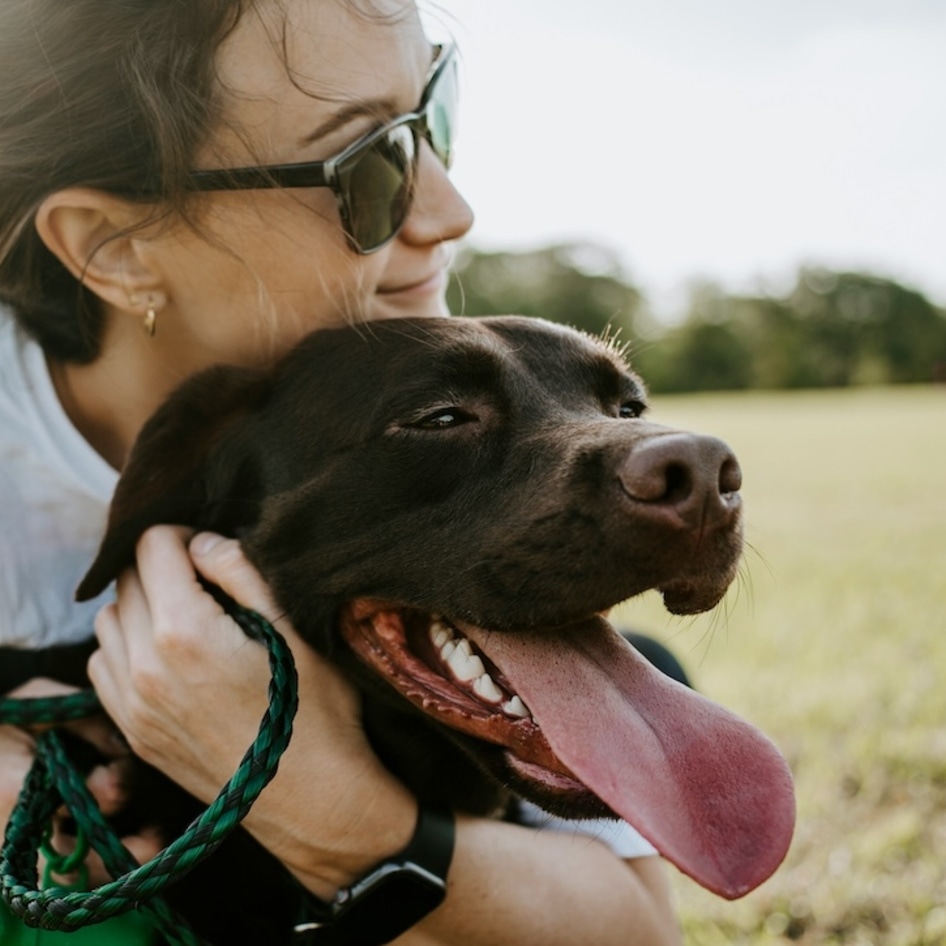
[377,269,445,298]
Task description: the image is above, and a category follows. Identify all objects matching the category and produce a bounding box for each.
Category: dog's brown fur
[77,315,745,940]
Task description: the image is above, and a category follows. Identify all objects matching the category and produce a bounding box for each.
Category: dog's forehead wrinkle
[480,321,647,412]
[381,353,509,414]
[271,317,646,431]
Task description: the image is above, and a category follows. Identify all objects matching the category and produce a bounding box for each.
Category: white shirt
[0,310,117,646]
[517,802,657,858]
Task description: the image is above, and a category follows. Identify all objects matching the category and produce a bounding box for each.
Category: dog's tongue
[460,616,795,899]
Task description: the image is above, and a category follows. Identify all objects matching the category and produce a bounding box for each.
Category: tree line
[446,244,946,393]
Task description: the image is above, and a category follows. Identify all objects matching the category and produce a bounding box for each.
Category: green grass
[613,385,946,945]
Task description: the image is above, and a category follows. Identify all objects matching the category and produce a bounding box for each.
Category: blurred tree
[790,269,946,385]
[730,296,809,389]
[632,282,753,392]
[447,247,946,392]
[648,269,946,391]
[635,319,752,393]
[446,243,643,341]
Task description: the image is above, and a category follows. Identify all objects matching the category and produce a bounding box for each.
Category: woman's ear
[34,188,166,313]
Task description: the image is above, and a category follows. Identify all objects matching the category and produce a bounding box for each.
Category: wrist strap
[294,804,455,945]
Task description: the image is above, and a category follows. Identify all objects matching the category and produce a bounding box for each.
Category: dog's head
[78,315,793,899]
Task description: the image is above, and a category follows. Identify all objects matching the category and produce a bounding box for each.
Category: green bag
[0,829,157,945]
[0,896,157,945]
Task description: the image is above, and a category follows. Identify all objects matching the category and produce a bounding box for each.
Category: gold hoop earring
[143,303,157,337]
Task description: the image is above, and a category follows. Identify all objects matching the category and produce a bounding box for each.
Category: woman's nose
[398,142,474,247]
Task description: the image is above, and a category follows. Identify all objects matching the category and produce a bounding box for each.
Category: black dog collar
[293,804,455,945]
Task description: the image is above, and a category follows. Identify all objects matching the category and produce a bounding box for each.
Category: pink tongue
[460,617,795,899]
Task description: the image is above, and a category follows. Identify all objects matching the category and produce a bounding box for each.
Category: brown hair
[0,0,248,362]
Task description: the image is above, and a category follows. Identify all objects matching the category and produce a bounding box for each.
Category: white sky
[421,1,946,318]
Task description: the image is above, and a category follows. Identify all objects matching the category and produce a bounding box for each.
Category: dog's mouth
[340,599,795,901]
[340,602,588,798]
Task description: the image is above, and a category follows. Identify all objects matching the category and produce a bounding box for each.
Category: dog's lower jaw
[659,578,731,615]
[658,550,742,614]
[500,756,615,820]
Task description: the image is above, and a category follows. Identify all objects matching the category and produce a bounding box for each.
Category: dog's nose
[620,433,742,528]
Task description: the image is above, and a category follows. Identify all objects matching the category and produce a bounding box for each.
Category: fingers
[121,526,207,658]
[186,532,362,714]
[5,676,80,700]
[3,675,127,762]
[3,677,82,735]
[84,758,134,817]
[91,526,231,712]
[0,724,132,853]
[120,825,165,871]
[128,525,261,619]
[45,821,165,887]
[0,724,38,827]
[187,533,364,724]
[188,532,284,624]
[89,526,274,795]
[63,714,130,760]
[127,526,285,653]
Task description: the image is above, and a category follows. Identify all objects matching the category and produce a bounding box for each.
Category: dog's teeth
[503,696,530,719]
[429,620,453,650]
[446,644,486,683]
[455,638,474,658]
[472,673,503,704]
[440,640,458,661]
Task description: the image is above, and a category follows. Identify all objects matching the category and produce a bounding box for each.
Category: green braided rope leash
[0,605,298,944]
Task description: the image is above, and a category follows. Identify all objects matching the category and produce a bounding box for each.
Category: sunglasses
[187,44,458,254]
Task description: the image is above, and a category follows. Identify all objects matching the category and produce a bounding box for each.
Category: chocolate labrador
[75,315,794,939]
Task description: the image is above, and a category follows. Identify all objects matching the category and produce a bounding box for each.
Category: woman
[0,1,681,943]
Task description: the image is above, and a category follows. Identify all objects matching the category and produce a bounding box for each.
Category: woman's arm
[393,820,680,946]
[88,527,681,946]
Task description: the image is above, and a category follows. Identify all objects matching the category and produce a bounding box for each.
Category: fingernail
[190,532,225,557]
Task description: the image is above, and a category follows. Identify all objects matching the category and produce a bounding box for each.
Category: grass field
[613,385,946,945]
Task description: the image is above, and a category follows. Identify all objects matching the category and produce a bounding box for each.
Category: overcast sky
[422,1,946,317]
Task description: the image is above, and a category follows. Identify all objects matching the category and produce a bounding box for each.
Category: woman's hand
[0,678,162,885]
[87,527,681,944]
[88,526,417,897]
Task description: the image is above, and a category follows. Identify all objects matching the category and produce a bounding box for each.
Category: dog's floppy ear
[76,364,271,601]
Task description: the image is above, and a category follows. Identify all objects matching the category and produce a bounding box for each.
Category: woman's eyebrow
[297,97,400,149]
[297,45,437,150]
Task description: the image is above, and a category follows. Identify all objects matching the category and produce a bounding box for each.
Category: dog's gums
[340,600,586,793]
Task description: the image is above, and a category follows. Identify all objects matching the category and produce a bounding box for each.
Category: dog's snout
[620,433,742,528]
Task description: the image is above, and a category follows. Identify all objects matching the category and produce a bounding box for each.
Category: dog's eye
[619,400,646,419]
[412,408,473,430]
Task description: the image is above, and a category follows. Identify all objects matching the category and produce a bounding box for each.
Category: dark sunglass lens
[338,125,416,252]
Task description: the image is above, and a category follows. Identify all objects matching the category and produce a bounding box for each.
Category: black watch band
[293,804,455,946]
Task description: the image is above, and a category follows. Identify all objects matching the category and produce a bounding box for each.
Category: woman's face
[140,0,473,374]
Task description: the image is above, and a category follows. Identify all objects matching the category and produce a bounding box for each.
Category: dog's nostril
[620,434,742,525]
[662,462,693,504]
[621,446,695,504]
[719,456,742,495]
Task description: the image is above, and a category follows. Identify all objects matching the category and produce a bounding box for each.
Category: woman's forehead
[207,0,430,165]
